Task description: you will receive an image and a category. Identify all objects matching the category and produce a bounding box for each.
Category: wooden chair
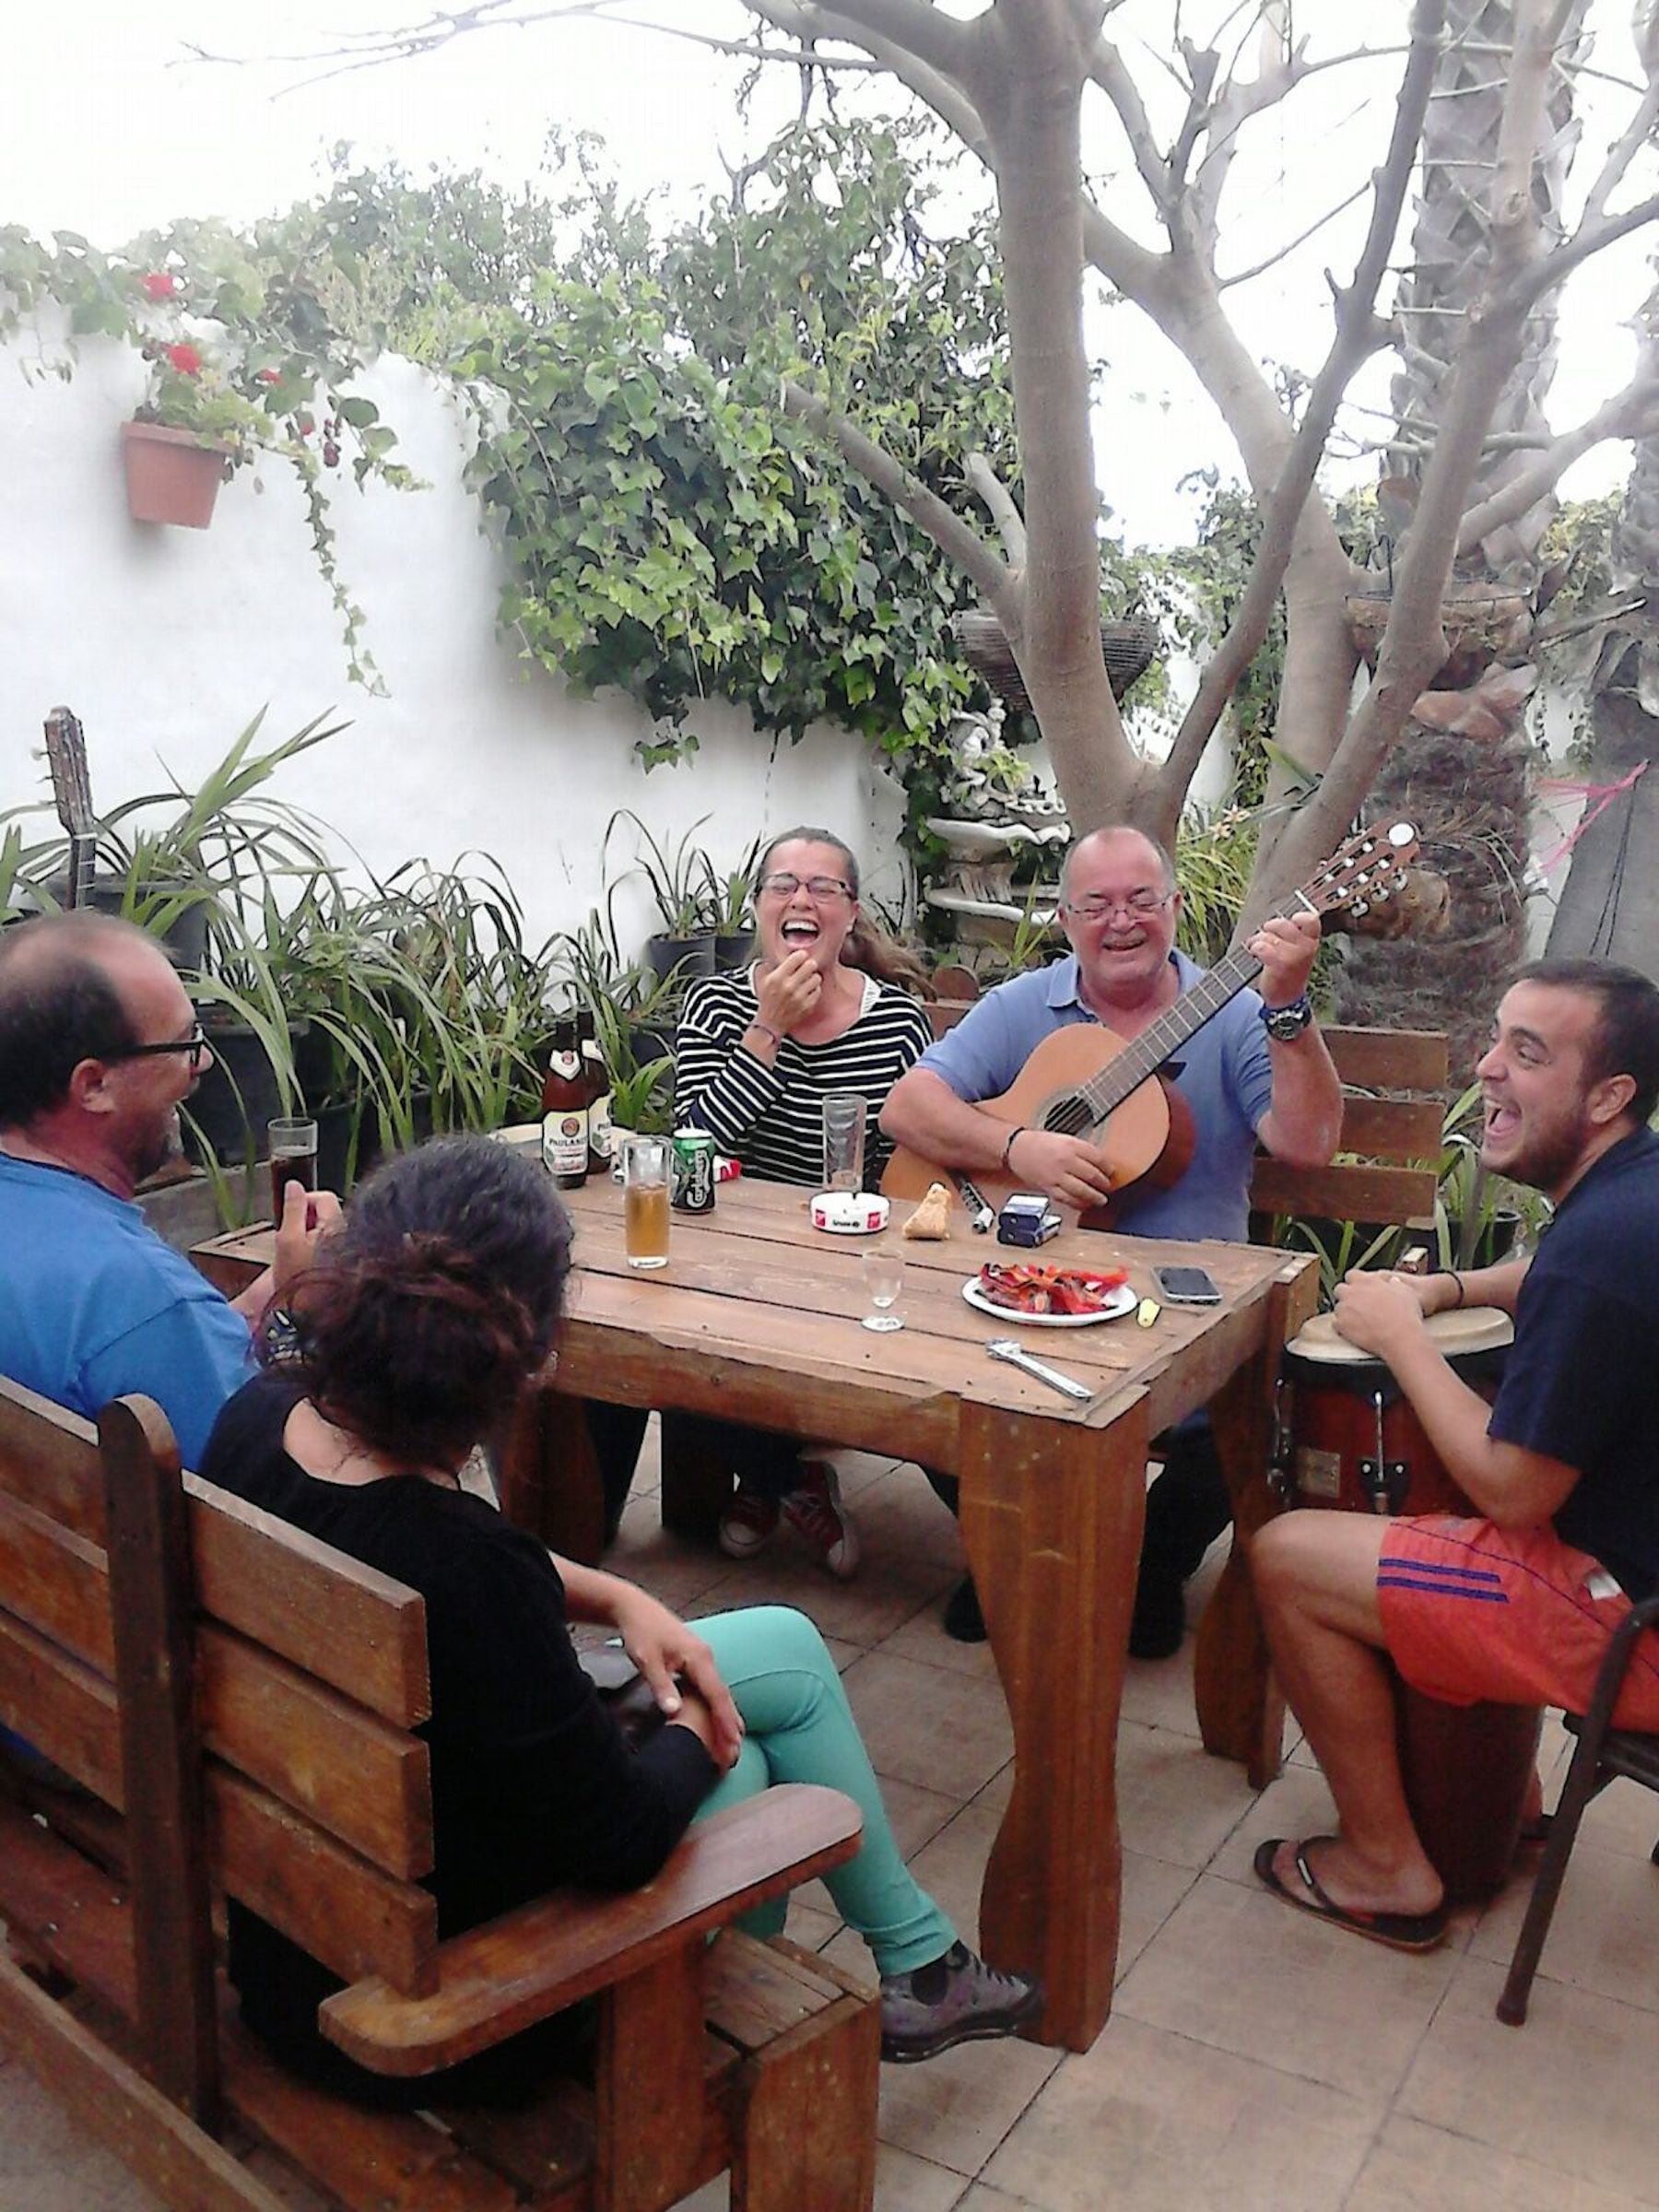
[1496,1594,1659,2025]
[0,1375,879,2212]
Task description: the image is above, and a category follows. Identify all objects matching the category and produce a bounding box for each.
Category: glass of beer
[623,1136,671,1270]
[267,1117,319,1223]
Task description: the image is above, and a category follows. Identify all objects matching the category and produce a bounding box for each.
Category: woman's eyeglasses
[105,1022,210,1069]
[758,873,853,901]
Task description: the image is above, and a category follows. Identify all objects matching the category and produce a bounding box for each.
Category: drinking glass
[267,1117,319,1222]
[822,1092,868,1194]
[623,1136,671,1270]
[861,1245,904,1332]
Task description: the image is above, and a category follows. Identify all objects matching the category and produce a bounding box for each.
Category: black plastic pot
[42,876,211,972]
[184,1018,306,1168]
[1447,1208,1524,1271]
[712,929,756,972]
[645,930,715,983]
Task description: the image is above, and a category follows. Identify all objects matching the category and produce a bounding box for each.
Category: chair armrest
[319,1782,863,2075]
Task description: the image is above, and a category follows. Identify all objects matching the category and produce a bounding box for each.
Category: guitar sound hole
[1042,1095,1092,1139]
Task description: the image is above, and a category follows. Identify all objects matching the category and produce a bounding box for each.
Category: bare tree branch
[1456,376,1659,551]
[1157,0,1446,809]
[1218,180,1371,289]
[745,0,971,80]
[1579,76,1659,226]
[1508,190,1659,312]
[781,381,1017,622]
[1248,0,1567,921]
[1087,41,1171,206]
[746,0,994,164]
[964,451,1029,569]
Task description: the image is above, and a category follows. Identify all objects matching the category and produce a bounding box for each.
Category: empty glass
[861,1245,904,1332]
[822,1092,867,1194]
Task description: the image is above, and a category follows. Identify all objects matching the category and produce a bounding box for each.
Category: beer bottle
[541,1017,590,1189]
[578,1008,614,1176]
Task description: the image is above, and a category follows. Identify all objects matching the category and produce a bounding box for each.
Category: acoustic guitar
[884,821,1419,1227]
[42,705,97,912]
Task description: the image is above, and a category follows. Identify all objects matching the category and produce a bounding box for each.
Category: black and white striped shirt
[675,968,933,1187]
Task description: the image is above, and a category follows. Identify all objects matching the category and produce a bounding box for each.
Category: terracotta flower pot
[121,420,235,529]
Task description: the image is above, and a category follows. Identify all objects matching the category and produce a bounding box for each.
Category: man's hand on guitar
[1006,1126,1118,1213]
[1247,910,1321,1008]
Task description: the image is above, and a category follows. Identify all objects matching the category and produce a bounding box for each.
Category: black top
[201,1372,717,2081]
[1488,1125,1659,1599]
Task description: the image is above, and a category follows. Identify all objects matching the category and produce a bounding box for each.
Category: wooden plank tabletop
[194,1176,1305,1450]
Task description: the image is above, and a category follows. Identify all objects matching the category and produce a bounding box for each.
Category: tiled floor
[4,1428,1657,2209]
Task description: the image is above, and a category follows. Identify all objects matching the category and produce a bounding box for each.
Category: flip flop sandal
[1253,1837,1448,1953]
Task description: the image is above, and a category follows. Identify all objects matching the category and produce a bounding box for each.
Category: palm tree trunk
[1337,0,1592,1088]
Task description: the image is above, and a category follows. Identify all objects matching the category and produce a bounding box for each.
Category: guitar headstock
[43,706,95,841]
[1294,823,1418,926]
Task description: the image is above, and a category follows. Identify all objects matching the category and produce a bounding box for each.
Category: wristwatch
[1260,994,1314,1042]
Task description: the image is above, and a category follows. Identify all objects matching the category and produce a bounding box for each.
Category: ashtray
[809,1191,890,1234]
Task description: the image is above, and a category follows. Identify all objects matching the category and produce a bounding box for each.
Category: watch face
[1264,1000,1313,1041]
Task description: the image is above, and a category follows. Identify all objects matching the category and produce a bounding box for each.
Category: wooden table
[193,1180,1315,2051]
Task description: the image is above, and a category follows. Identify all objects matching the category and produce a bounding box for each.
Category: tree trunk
[1547,249,1659,978]
[1338,0,1591,1076]
[971,3,1143,832]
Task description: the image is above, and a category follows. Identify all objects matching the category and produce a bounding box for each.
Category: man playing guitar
[880,824,1343,1652]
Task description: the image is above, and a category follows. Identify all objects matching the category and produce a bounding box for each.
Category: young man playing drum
[1251,959,1659,1949]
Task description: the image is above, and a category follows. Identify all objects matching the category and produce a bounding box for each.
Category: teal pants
[692,1606,956,1977]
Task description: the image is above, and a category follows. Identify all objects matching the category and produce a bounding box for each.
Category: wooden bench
[0,1376,880,2212]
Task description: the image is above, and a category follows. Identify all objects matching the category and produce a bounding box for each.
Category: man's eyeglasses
[1063,890,1174,923]
[105,1022,210,1069]
[758,872,853,901]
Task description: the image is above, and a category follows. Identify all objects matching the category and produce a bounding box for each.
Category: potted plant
[0,231,414,688]
[700,836,761,972]
[608,809,715,982]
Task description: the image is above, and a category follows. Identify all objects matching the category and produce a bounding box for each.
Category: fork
[984,1338,1094,1402]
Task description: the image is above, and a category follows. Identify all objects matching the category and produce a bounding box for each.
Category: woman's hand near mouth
[756,947,824,1037]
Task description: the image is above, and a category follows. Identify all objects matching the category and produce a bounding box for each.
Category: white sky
[5,1,1654,547]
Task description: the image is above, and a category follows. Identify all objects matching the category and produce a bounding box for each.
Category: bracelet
[1445,1271,1465,1310]
[1000,1124,1025,1170]
[747,1020,781,1050]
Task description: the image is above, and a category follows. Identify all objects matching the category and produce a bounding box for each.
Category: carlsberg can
[670,1131,716,1213]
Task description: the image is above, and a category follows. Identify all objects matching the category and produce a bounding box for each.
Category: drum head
[1288,1304,1513,1364]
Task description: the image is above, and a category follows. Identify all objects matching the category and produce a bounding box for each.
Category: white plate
[961,1278,1139,1328]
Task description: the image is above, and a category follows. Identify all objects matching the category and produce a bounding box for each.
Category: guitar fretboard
[1045,945,1265,1135]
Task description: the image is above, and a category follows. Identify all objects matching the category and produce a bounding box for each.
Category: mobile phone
[1153,1265,1222,1305]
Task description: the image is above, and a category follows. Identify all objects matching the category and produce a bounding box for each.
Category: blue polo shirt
[1487,1126,1659,1598]
[0,1154,254,1468]
[914,950,1275,1242]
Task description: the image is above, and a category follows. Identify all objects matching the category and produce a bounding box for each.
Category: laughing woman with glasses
[671,828,932,1578]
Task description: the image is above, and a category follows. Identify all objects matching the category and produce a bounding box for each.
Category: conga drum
[1280,1307,1543,1903]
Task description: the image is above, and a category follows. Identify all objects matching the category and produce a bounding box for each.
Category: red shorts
[1376,1517,1659,1727]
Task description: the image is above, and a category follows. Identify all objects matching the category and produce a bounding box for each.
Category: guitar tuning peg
[1350,898,1371,918]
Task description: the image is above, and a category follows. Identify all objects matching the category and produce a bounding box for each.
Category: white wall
[1,319,908,957]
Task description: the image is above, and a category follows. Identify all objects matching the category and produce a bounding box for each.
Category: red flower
[255,369,280,385]
[140,271,180,301]
[163,342,204,377]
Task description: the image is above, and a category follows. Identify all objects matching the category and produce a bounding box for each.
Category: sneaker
[1128,1569,1185,1661]
[878,1941,1043,2063]
[781,1459,860,1580]
[718,1483,781,1560]
[942,1573,986,1644]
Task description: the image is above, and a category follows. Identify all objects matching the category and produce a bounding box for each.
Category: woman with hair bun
[201,1135,1039,2100]
[674,826,932,1577]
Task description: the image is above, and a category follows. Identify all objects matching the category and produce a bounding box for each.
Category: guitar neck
[66,834,95,912]
[1077,944,1265,1122]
